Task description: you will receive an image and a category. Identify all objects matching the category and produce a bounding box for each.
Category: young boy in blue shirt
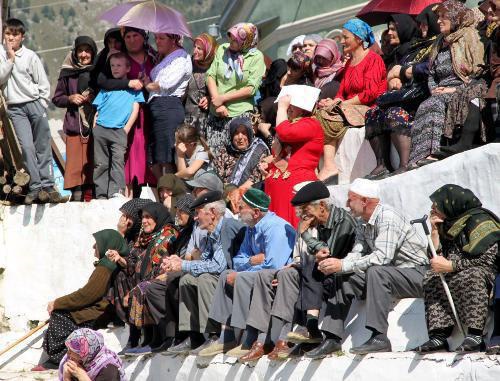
[0,18,62,204]
[92,52,144,199]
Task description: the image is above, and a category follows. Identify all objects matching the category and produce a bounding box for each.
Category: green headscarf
[430,184,500,256]
[92,229,130,272]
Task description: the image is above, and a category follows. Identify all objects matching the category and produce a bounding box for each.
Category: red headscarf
[193,33,218,67]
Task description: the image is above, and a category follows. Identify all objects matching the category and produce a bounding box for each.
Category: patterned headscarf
[288,51,311,72]
[58,328,126,381]
[430,184,500,256]
[227,23,259,52]
[343,18,376,49]
[313,39,344,88]
[194,33,218,67]
[435,0,475,32]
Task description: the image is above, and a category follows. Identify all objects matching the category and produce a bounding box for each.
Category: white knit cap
[349,178,380,199]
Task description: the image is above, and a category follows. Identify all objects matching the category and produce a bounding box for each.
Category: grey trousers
[178,273,219,333]
[208,270,257,330]
[321,265,427,338]
[7,100,54,191]
[246,267,300,333]
[92,125,127,198]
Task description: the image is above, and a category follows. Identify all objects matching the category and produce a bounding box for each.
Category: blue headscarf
[343,19,375,49]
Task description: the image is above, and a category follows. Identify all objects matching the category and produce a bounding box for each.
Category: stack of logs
[0,94,30,204]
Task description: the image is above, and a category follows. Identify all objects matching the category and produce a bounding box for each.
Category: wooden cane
[0,320,49,357]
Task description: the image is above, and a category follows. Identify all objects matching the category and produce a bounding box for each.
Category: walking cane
[410,215,465,336]
[0,320,49,357]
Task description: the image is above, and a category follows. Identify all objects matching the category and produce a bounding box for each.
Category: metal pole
[410,215,465,336]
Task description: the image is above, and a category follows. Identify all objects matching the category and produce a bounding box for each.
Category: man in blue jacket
[198,188,296,357]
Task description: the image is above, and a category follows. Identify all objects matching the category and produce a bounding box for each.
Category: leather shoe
[414,337,449,354]
[305,338,341,359]
[267,340,291,361]
[350,335,392,355]
[239,341,265,363]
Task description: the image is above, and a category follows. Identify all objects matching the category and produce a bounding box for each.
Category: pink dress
[124,56,157,186]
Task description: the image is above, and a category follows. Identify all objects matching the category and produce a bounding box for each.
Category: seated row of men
[39,177,500,369]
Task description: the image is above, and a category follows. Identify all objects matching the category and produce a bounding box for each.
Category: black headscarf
[387,14,419,65]
[430,184,500,257]
[140,202,174,233]
[119,198,154,243]
[260,59,287,98]
[415,3,441,38]
[94,28,125,77]
[59,36,97,91]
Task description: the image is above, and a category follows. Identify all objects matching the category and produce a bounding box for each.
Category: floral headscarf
[435,0,475,32]
[224,23,259,81]
[194,33,218,67]
[343,18,376,49]
[227,22,259,52]
[58,328,126,381]
[313,38,344,88]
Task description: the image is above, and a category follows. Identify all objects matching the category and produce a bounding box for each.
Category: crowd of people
[0,0,499,377]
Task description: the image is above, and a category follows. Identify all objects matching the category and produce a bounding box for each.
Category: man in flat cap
[281,181,357,359]
[307,178,429,357]
[164,191,245,355]
[198,188,296,357]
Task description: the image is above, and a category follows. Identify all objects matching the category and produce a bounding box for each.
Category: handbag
[315,101,370,128]
[376,81,429,109]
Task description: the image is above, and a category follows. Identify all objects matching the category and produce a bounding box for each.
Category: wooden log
[0,320,49,357]
[13,170,29,187]
[0,176,6,185]
[2,184,11,194]
[12,185,22,195]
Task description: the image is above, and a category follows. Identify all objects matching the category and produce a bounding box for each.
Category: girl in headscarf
[213,116,270,189]
[93,28,125,81]
[184,33,218,131]
[316,19,387,182]
[59,328,126,381]
[37,230,129,369]
[205,22,266,154]
[124,203,178,354]
[364,6,442,178]
[409,0,486,166]
[313,38,344,89]
[415,184,499,353]
[52,36,97,202]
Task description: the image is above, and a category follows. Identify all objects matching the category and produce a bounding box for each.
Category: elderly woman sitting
[213,116,269,189]
[416,184,500,353]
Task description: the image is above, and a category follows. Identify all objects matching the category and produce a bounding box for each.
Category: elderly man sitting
[198,188,296,357]
[164,191,245,355]
[307,178,429,358]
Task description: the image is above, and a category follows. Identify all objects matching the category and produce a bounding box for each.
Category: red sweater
[336,50,387,107]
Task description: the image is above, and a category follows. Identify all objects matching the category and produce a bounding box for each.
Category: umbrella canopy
[356,0,443,26]
[100,0,192,38]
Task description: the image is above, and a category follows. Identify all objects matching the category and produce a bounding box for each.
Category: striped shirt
[341,204,429,274]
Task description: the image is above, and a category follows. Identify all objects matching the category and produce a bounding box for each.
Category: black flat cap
[190,190,223,210]
[291,181,330,206]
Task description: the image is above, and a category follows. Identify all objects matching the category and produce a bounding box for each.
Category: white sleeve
[156,56,191,92]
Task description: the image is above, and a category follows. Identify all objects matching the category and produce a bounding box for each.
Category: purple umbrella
[100,0,192,38]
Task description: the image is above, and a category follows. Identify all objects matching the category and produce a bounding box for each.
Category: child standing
[92,52,144,199]
[0,18,62,204]
[174,124,213,180]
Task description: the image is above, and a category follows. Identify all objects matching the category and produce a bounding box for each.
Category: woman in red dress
[263,93,324,227]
